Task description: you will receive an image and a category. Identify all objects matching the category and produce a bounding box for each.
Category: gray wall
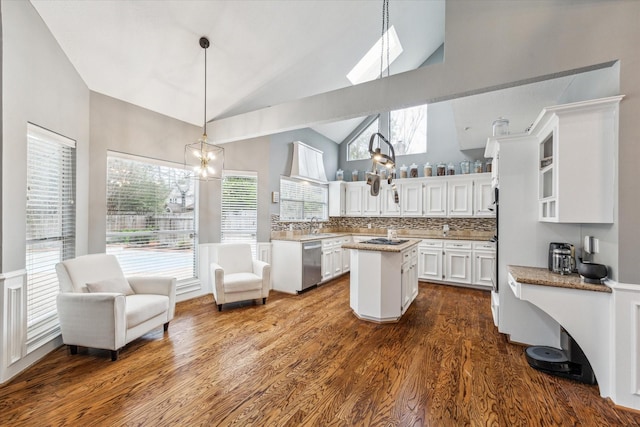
[1,0,90,272]
[268,128,339,215]
[210,0,640,284]
[337,101,485,180]
[89,93,201,253]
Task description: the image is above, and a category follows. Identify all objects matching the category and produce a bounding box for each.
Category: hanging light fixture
[184,36,224,180]
[366,0,398,201]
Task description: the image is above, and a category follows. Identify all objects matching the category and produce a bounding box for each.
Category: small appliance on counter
[548,242,575,275]
[525,329,596,384]
[577,259,608,284]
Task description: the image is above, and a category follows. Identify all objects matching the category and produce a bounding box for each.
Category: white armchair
[210,243,270,311]
[55,254,176,361]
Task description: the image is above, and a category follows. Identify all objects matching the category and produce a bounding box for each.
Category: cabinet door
[380,184,401,216]
[345,184,363,216]
[332,247,343,276]
[401,260,411,311]
[473,251,495,288]
[401,181,423,216]
[444,250,472,284]
[474,176,495,217]
[447,179,474,217]
[423,179,447,217]
[418,248,442,281]
[342,248,351,272]
[410,250,419,300]
[321,249,333,281]
[328,181,346,217]
[362,186,381,216]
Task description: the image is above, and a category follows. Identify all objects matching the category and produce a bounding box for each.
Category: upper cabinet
[328,174,494,218]
[531,96,623,223]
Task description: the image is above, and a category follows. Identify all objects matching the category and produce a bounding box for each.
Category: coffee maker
[548,242,575,274]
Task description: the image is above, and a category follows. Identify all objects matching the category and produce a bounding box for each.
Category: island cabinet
[344,239,420,323]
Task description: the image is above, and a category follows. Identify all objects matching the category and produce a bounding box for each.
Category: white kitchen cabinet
[400,181,423,216]
[447,177,474,217]
[531,96,623,223]
[341,237,352,272]
[328,181,346,217]
[473,175,495,217]
[423,178,447,217]
[472,241,496,289]
[271,240,304,294]
[345,183,364,216]
[321,236,351,282]
[418,240,443,281]
[362,186,381,216]
[444,241,472,285]
[321,247,334,282]
[380,183,401,216]
[401,246,419,313]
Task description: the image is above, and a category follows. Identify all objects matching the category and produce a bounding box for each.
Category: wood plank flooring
[2,277,640,426]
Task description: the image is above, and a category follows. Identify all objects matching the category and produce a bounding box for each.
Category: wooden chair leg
[218,304,222,312]
[69,345,78,355]
[111,350,119,361]
[263,297,267,305]
[163,322,169,332]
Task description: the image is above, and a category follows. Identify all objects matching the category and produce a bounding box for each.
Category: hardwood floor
[2,277,639,426]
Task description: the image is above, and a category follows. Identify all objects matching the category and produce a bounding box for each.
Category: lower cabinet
[444,241,473,285]
[418,239,495,289]
[321,236,351,283]
[401,246,419,312]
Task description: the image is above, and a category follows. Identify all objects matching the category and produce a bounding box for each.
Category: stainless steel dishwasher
[301,240,322,291]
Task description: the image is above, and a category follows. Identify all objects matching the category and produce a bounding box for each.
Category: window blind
[106,154,198,282]
[26,124,76,351]
[221,171,258,255]
[279,177,328,221]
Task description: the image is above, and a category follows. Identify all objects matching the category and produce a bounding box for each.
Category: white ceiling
[30,0,446,140]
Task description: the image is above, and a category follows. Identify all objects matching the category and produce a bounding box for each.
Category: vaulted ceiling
[30,0,446,142]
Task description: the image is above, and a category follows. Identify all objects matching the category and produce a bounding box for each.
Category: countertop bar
[342,239,420,253]
[507,265,612,293]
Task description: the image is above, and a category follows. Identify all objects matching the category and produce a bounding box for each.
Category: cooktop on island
[362,238,409,245]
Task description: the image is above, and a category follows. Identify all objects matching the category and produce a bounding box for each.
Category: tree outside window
[390,104,427,156]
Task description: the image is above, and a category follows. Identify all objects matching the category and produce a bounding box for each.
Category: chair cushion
[125,294,169,328]
[216,244,254,275]
[86,277,135,296]
[224,272,263,293]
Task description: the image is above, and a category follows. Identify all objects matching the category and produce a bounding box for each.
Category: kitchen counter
[342,239,421,253]
[270,230,494,242]
[507,265,611,293]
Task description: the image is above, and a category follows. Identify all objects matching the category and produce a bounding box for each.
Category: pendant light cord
[203,42,207,138]
[377,0,390,142]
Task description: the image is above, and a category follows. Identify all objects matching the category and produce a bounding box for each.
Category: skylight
[347,25,403,85]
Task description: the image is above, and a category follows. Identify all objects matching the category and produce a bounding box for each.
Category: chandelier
[184,36,224,180]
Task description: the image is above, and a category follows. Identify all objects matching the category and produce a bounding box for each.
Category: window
[390,104,427,155]
[347,118,379,161]
[280,177,328,221]
[221,171,258,255]
[347,25,403,85]
[106,153,198,283]
[26,124,76,352]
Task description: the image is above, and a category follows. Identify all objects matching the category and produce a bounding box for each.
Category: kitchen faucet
[309,216,319,235]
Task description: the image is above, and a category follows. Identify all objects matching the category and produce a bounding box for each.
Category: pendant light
[366,0,398,201]
[184,36,224,180]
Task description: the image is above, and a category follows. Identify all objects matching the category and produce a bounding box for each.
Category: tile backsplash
[271,214,495,233]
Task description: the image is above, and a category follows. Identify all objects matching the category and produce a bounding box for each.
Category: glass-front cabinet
[531,96,623,223]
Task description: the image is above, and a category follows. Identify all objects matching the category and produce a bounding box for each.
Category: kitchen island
[342,239,420,323]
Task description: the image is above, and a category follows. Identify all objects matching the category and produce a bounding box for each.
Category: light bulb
[192,148,203,159]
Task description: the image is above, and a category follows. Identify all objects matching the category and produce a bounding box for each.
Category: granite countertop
[271,229,494,242]
[507,265,612,293]
[341,239,421,253]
